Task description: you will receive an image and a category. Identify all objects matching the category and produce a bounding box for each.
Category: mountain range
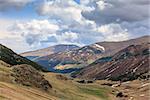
[21,36,149,73]
[21,44,79,60]
[0,45,117,100]
[0,35,149,100]
[74,43,149,81]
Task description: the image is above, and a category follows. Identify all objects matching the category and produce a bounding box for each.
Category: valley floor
[0,65,149,100]
[0,72,115,100]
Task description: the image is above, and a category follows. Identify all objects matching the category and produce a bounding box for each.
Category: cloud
[0,0,34,11]
[8,19,81,48]
[36,0,93,25]
[121,19,150,38]
[11,19,59,45]
[82,0,150,24]
[35,0,149,43]
[97,23,129,41]
[0,37,32,53]
[57,31,78,42]
[35,0,101,45]
[0,0,149,53]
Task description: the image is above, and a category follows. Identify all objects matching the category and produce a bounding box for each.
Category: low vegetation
[0,44,46,71]
[11,64,52,91]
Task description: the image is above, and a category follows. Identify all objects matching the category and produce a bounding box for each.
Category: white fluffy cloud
[57,31,78,42]
[0,0,149,53]
[11,19,59,45]
[3,19,82,51]
[98,23,129,41]
[35,0,100,45]
[36,0,93,25]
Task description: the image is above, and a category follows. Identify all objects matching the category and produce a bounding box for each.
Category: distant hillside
[34,36,150,73]
[0,44,46,71]
[96,35,150,57]
[34,43,105,72]
[20,44,79,60]
[74,43,149,81]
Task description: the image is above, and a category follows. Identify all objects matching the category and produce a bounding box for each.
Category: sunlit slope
[0,60,115,100]
[44,73,115,100]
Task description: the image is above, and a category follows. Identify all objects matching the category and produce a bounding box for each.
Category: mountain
[74,43,149,81]
[34,36,150,73]
[0,40,149,100]
[20,44,79,60]
[34,43,105,72]
[0,44,46,71]
[95,35,150,57]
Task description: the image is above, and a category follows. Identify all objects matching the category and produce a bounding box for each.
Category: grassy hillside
[44,73,114,100]
[0,44,46,71]
[0,60,149,100]
[0,60,115,100]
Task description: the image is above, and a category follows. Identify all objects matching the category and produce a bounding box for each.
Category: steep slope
[75,43,150,81]
[0,60,52,90]
[34,36,149,72]
[0,44,46,71]
[21,44,79,60]
[0,60,56,99]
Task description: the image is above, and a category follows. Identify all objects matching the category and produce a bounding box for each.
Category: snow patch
[94,44,105,51]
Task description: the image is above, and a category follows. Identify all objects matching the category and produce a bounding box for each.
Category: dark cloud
[25,34,41,45]
[82,0,150,24]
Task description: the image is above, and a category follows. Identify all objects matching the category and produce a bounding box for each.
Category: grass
[0,61,114,100]
[0,95,9,100]
[0,65,10,73]
[44,73,114,100]
[78,86,109,100]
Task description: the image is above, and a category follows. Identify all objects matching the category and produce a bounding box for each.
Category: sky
[0,0,149,53]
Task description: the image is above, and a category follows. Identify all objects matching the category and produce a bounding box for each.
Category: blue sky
[0,0,149,53]
[0,2,42,20]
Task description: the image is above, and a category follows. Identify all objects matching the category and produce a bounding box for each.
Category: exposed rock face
[74,43,150,81]
[11,64,52,91]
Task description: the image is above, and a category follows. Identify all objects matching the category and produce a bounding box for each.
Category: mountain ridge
[33,36,150,72]
[0,44,46,71]
[74,43,149,81]
[20,44,80,58]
